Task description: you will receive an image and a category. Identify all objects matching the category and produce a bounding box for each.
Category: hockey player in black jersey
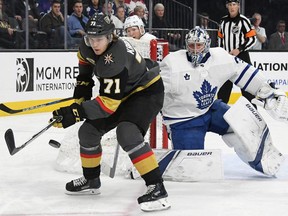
[50,13,170,212]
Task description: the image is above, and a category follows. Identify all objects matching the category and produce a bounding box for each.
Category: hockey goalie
[159,26,287,177]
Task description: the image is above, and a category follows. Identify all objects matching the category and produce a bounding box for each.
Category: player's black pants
[217,51,255,104]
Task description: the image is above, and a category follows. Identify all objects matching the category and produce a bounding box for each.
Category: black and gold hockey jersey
[77,37,161,120]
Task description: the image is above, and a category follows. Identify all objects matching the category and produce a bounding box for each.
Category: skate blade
[65,188,101,195]
[140,198,171,212]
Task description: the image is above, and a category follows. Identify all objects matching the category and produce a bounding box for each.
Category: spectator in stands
[251,13,267,50]
[152,3,170,30]
[268,20,288,50]
[102,1,123,35]
[68,0,87,15]
[68,0,88,39]
[37,0,51,14]
[85,0,101,18]
[199,12,210,29]
[152,3,181,51]
[112,0,129,17]
[126,0,148,17]
[39,0,65,48]
[116,5,126,24]
[198,12,217,47]
[0,0,24,49]
[7,0,46,49]
[133,5,147,27]
[124,15,156,40]
[3,0,16,17]
[3,0,23,26]
[15,0,41,31]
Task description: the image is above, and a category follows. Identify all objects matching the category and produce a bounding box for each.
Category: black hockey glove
[73,75,95,101]
[50,103,86,128]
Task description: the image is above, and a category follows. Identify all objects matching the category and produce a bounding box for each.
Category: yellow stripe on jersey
[77,51,88,64]
[96,96,121,113]
[122,75,161,102]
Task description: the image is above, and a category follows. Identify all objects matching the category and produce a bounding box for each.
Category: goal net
[54,37,170,175]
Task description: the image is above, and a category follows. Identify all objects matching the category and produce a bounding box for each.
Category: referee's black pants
[217,51,255,105]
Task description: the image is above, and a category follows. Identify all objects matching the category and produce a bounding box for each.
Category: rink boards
[0,51,287,116]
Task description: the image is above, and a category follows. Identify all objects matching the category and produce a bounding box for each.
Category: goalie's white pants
[223,96,284,176]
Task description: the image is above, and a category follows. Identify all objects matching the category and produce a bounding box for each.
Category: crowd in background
[0,0,288,51]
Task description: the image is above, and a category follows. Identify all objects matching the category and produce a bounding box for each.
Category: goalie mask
[185,26,211,67]
[84,13,115,47]
[124,15,145,36]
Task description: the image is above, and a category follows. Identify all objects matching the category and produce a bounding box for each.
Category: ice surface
[1,110,288,216]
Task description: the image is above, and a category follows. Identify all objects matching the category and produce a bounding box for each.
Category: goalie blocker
[223,96,284,176]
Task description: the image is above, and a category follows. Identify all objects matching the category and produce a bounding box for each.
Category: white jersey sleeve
[160,47,267,126]
[140,33,156,41]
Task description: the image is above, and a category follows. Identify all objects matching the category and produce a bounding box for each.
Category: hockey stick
[0,97,73,114]
[5,116,62,155]
[101,143,120,178]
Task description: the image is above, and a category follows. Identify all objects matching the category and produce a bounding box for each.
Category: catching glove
[50,103,86,128]
[252,82,288,122]
[73,75,95,101]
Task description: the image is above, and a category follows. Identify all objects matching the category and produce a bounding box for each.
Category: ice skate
[65,176,101,195]
[137,182,171,212]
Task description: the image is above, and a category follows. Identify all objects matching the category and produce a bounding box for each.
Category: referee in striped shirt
[217,0,256,104]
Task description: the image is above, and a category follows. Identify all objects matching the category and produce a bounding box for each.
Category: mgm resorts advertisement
[0,51,288,104]
[0,52,79,103]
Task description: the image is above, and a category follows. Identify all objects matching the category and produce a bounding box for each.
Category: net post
[149,39,158,148]
[149,39,170,149]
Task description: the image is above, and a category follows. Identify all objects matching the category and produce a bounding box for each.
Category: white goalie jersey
[160,47,267,126]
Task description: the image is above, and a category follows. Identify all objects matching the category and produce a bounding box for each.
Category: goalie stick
[5,116,62,155]
[0,97,73,114]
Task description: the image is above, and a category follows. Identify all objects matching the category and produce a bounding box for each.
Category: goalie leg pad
[223,96,285,176]
[161,149,223,181]
[127,149,224,182]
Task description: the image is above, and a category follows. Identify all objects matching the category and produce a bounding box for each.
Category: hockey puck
[48,139,61,148]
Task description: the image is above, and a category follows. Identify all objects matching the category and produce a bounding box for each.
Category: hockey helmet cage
[185,26,211,67]
[86,13,115,36]
[124,15,145,35]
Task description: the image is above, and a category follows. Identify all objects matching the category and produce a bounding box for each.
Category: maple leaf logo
[193,80,217,109]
